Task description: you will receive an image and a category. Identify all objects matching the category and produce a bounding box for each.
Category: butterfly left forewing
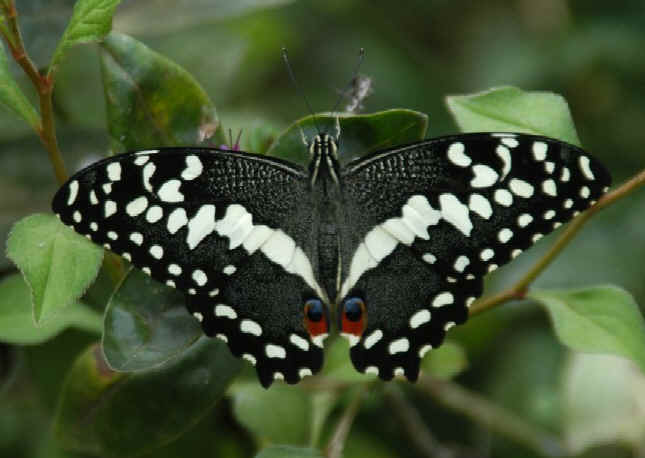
[339,133,611,381]
[53,147,328,387]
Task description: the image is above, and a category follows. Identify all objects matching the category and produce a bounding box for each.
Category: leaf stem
[0,0,68,184]
[470,167,645,316]
[417,375,567,457]
[325,385,366,458]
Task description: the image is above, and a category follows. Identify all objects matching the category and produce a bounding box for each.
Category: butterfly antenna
[329,48,365,116]
[282,47,321,136]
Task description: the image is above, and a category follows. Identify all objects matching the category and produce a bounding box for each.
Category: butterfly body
[53,131,610,387]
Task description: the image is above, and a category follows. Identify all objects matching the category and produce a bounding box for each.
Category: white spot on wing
[439,193,473,236]
[418,345,432,358]
[469,194,493,219]
[134,155,149,166]
[126,196,148,217]
[409,309,431,328]
[470,164,499,188]
[104,200,117,218]
[509,178,534,198]
[187,204,216,250]
[454,255,470,272]
[215,304,237,319]
[389,338,410,355]
[73,211,82,223]
[181,155,203,180]
[67,180,79,205]
[432,292,454,307]
[542,179,557,196]
[480,248,494,261]
[496,144,512,180]
[192,269,207,286]
[168,264,182,275]
[129,232,143,245]
[240,319,262,336]
[89,190,98,205]
[145,205,163,223]
[422,253,436,264]
[501,137,519,148]
[223,265,236,275]
[364,329,383,349]
[261,230,296,268]
[517,213,533,227]
[447,142,471,167]
[143,162,156,193]
[157,179,184,202]
[290,334,309,351]
[216,204,254,250]
[167,208,188,234]
[579,156,595,180]
[532,141,547,161]
[365,226,398,261]
[149,245,163,259]
[498,228,513,243]
[107,162,121,181]
[494,189,513,207]
[266,344,286,359]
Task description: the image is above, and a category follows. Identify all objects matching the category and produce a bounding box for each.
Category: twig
[0,0,67,184]
[325,385,366,458]
[470,167,645,316]
[384,385,475,458]
[417,375,566,457]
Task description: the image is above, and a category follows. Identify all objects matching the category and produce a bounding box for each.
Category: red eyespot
[340,297,367,338]
[303,298,328,338]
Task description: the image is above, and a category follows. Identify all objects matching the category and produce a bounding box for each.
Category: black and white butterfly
[52,130,610,387]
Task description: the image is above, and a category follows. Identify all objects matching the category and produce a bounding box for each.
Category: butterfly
[52,130,611,387]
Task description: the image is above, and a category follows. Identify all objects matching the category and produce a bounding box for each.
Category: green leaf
[322,336,378,383]
[54,337,242,457]
[446,86,581,146]
[6,213,103,324]
[563,353,645,454]
[49,0,122,76]
[0,274,102,344]
[0,42,40,130]
[230,381,312,445]
[255,445,323,458]
[420,340,468,380]
[265,109,429,166]
[103,268,202,371]
[100,32,224,152]
[530,286,645,372]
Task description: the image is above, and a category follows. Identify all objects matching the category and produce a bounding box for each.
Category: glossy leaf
[54,337,242,457]
[0,42,40,130]
[563,353,645,453]
[530,286,645,372]
[265,109,428,166]
[420,340,468,380]
[100,32,224,152]
[49,0,122,75]
[255,445,323,458]
[103,268,202,371]
[447,86,581,146]
[0,274,102,344]
[230,381,312,445]
[6,213,103,323]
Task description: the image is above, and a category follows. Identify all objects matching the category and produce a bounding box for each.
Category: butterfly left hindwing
[53,147,328,387]
[337,133,611,381]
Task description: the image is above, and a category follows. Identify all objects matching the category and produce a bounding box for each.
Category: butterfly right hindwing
[53,147,328,387]
[338,133,611,380]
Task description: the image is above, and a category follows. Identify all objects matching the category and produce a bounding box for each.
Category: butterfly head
[309,133,340,185]
[339,296,367,346]
[303,297,330,347]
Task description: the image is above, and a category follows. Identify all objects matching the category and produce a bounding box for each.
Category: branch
[0,0,67,184]
[417,375,567,457]
[470,167,645,316]
[325,385,366,458]
[383,385,484,458]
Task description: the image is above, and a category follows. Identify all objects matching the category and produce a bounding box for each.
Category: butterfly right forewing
[338,133,611,380]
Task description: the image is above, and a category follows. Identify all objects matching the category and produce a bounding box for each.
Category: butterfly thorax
[308,133,342,301]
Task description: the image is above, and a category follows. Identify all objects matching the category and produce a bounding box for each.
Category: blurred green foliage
[1,1,645,458]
